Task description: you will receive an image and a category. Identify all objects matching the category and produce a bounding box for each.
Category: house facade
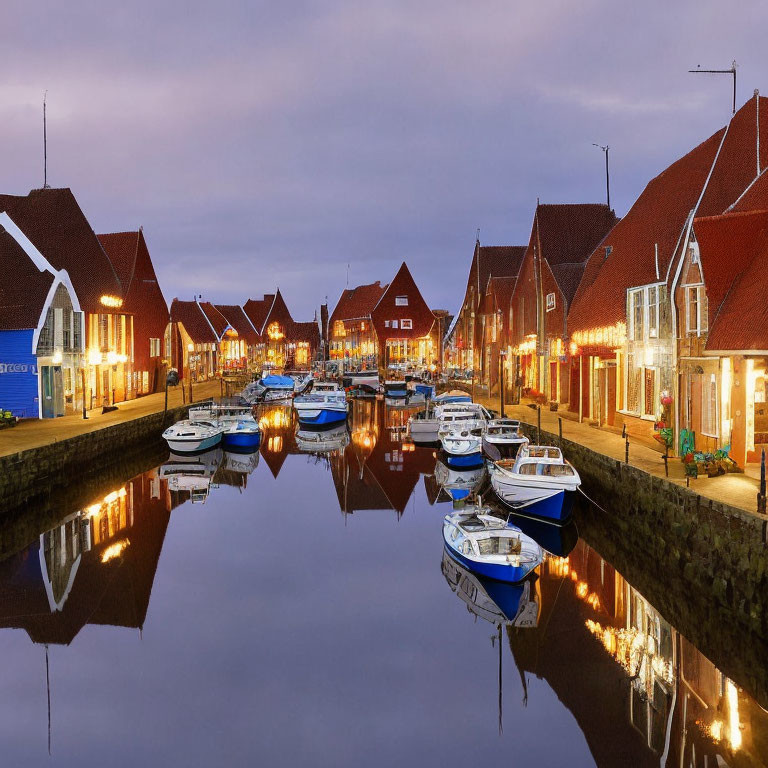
[168,299,220,382]
[328,281,387,370]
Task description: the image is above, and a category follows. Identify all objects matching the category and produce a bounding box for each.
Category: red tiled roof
[330,281,387,326]
[262,289,293,332]
[693,210,768,322]
[477,246,526,297]
[97,232,137,293]
[696,210,768,350]
[0,188,123,314]
[288,320,320,345]
[170,299,219,344]
[199,301,229,338]
[215,305,260,345]
[731,168,768,212]
[485,276,516,316]
[0,227,54,330]
[371,262,434,341]
[568,128,726,333]
[243,295,274,335]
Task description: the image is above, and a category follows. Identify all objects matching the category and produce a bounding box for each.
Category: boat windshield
[519,462,574,476]
[477,537,522,556]
[527,447,562,459]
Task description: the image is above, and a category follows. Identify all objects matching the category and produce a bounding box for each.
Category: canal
[0,400,765,766]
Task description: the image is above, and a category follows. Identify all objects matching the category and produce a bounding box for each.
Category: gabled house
[509,203,617,405]
[480,275,516,395]
[214,305,261,373]
[0,212,84,418]
[445,241,526,374]
[168,299,220,381]
[370,262,437,374]
[568,94,768,445]
[97,230,169,395]
[328,281,387,369]
[0,188,134,408]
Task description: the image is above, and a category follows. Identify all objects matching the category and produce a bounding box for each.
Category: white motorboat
[483,419,529,459]
[159,447,223,503]
[162,419,222,453]
[295,423,350,453]
[342,370,380,396]
[241,375,296,404]
[439,426,484,469]
[488,445,581,524]
[294,383,348,428]
[408,406,439,443]
[189,401,261,451]
[443,507,543,583]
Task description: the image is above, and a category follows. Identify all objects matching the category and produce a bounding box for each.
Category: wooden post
[163,375,169,420]
[81,369,88,419]
[758,449,767,515]
[625,437,629,464]
[558,417,562,447]
[189,377,193,403]
[537,405,541,445]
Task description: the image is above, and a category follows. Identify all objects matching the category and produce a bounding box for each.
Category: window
[401,319,412,330]
[384,320,390,328]
[546,292,556,312]
[702,373,718,436]
[630,290,644,341]
[643,368,656,417]
[99,314,109,352]
[395,296,408,306]
[648,286,659,338]
[73,312,82,351]
[392,320,398,329]
[150,338,161,357]
[686,285,708,335]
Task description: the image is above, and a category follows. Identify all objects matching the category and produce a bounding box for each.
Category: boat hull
[221,431,261,451]
[164,432,222,454]
[442,542,536,584]
[444,451,484,469]
[296,408,348,428]
[493,483,576,523]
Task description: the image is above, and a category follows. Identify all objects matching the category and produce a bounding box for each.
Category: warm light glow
[99,295,123,308]
[101,538,129,563]
[746,359,761,452]
[88,349,102,366]
[266,435,283,452]
[106,351,118,365]
[258,408,291,430]
[727,679,742,750]
[721,357,732,443]
[51,351,63,364]
[571,322,627,351]
[576,581,588,598]
[187,343,194,352]
[267,322,284,341]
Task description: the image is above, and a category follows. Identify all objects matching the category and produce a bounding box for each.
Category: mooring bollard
[758,448,767,515]
[558,417,562,447]
[621,423,626,439]
[625,437,629,464]
[663,451,669,477]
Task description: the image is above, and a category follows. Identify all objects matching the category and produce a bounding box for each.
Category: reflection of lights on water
[85,487,127,518]
[258,409,290,430]
[101,539,129,563]
[576,581,588,598]
[267,436,283,453]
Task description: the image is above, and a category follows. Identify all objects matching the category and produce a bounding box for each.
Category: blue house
[0,212,83,418]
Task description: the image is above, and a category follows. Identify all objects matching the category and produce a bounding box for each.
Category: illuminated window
[150,338,161,357]
[546,293,556,312]
[401,319,412,330]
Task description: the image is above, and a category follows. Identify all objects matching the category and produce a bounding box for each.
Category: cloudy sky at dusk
[2,1,767,320]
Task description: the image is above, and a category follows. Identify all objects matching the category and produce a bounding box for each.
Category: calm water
[0,400,765,767]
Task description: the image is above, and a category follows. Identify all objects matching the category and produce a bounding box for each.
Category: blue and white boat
[293,382,348,429]
[414,382,435,399]
[443,508,543,583]
[383,380,408,399]
[488,445,581,524]
[241,374,296,404]
[162,419,223,453]
[432,390,472,407]
[434,458,485,502]
[439,427,484,469]
[342,370,380,397]
[189,402,261,452]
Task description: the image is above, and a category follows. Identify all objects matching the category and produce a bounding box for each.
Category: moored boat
[383,380,408,399]
[488,444,581,524]
[433,458,485,501]
[189,401,261,451]
[294,383,348,429]
[442,508,543,583]
[439,427,484,469]
[482,419,528,460]
[162,419,223,453]
[295,423,350,453]
[408,406,439,443]
[342,370,380,397]
[241,374,296,404]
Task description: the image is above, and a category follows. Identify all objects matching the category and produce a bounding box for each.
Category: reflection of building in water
[330,400,436,517]
[258,405,297,477]
[508,541,767,766]
[160,448,223,505]
[0,469,174,645]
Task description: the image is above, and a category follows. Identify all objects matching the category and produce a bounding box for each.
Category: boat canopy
[261,375,295,387]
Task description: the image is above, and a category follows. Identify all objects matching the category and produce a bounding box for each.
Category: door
[53,366,64,417]
[41,366,54,418]
[607,364,617,426]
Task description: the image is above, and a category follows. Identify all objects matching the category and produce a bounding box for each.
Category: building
[0,212,84,418]
[445,241,526,375]
[480,275,516,397]
[509,203,617,405]
[168,298,220,381]
[370,262,437,374]
[0,188,135,408]
[97,230,169,395]
[213,304,261,373]
[568,94,768,448]
[328,281,387,369]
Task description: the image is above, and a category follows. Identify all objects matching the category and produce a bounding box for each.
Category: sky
[2,0,768,321]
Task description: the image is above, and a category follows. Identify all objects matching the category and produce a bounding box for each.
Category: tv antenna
[43,91,51,189]
[689,61,737,115]
[592,144,610,210]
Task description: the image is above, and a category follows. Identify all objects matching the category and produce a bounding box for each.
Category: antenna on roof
[346,263,350,288]
[476,227,480,244]
[43,91,51,189]
[592,144,610,210]
[689,61,737,115]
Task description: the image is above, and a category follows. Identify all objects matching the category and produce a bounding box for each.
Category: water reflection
[0,399,764,766]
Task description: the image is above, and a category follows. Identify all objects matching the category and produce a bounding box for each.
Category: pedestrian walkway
[475,393,765,519]
[0,380,222,459]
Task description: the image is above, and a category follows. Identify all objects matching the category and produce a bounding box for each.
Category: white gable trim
[0,212,55,274]
[32,270,82,353]
[195,298,222,342]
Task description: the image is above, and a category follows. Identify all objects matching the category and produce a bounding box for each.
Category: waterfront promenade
[0,380,220,459]
[474,393,767,518]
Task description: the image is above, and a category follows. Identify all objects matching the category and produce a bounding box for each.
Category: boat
[162,419,222,453]
[159,447,223,502]
[488,444,581,523]
[482,419,528,459]
[443,507,543,582]
[414,382,435,399]
[439,426,484,469]
[293,382,348,428]
[433,458,486,501]
[189,401,261,451]
[383,380,408,399]
[408,406,439,443]
[507,512,579,558]
[432,389,472,407]
[341,370,380,397]
[441,549,540,628]
[240,374,296,404]
[222,448,260,475]
[295,423,350,453]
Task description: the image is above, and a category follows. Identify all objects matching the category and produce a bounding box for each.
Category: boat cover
[261,375,295,388]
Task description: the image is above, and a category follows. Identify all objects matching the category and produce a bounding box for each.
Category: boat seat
[496,459,516,469]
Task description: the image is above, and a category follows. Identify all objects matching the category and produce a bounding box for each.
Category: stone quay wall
[0,404,188,521]
[517,421,768,706]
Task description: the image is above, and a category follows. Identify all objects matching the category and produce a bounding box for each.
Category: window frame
[395,296,408,307]
[400,319,413,330]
